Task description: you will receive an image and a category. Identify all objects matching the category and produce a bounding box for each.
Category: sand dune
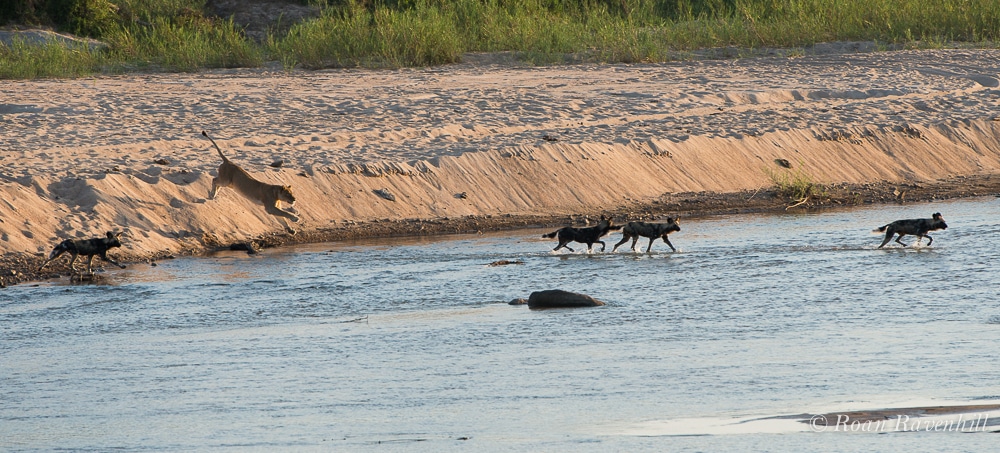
[2,48,1000,280]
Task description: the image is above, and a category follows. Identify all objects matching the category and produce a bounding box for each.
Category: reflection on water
[3,199,1000,451]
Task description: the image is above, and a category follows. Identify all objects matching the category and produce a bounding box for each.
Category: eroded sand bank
[2,48,1000,283]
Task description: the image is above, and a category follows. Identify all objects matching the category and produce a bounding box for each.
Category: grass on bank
[764,162,827,208]
[3,0,1000,78]
[0,38,103,78]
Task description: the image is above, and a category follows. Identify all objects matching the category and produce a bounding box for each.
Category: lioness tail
[202,130,228,161]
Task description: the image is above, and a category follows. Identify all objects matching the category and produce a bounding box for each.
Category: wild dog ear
[932,212,942,219]
[114,232,123,239]
[106,231,115,238]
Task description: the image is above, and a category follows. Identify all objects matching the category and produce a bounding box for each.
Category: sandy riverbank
[2,47,1000,286]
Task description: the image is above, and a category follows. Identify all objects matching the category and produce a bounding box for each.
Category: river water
[3,199,1000,451]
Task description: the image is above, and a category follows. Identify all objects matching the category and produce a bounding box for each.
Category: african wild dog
[873,212,948,248]
[542,215,622,252]
[612,218,681,253]
[38,231,127,274]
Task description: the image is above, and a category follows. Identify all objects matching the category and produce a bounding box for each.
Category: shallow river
[3,199,1000,451]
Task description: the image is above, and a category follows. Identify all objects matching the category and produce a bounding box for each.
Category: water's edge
[8,175,1000,288]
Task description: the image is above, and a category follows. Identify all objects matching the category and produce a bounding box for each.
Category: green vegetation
[3,0,1000,78]
[764,162,826,206]
[0,38,101,78]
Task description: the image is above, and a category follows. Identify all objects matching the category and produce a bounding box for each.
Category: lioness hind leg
[209,177,221,199]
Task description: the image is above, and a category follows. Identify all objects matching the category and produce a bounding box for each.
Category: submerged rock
[527,290,605,308]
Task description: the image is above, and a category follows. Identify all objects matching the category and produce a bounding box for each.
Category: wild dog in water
[874,212,948,248]
[38,231,127,274]
[202,131,300,234]
[542,215,622,252]
[612,218,681,253]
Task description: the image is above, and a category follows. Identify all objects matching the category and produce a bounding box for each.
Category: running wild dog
[202,131,300,234]
[874,212,948,248]
[612,218,681,253]
[543,216,622,252]
[38,231,127,274]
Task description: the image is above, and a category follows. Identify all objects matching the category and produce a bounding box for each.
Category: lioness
[202,131,300,234]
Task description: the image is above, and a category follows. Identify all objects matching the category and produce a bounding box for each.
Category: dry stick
[786,196,810,210]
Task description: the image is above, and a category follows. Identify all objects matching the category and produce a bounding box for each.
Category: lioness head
[280,185,296,204]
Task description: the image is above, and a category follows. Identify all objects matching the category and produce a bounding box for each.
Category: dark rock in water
[229,241,259,255]
[508,298,528,305]
[527,290,605,308]
[489,259,524,267]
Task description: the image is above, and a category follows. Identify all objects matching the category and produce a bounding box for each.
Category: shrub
[764,164,825,202]
[47,0,118,37]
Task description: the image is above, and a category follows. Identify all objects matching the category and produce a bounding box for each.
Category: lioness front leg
[266,203,300,234]
[266,203,300,223]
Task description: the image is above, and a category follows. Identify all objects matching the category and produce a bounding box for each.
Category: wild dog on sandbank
[38,231,127,275]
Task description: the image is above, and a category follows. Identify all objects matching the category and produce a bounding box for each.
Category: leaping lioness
[202,131,300,234]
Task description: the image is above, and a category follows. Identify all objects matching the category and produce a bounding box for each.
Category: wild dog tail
[202,130,228,161]
[39,241,69,271]
[873,225,888,233]
[48,240,71,259]
[542,230,559,239]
